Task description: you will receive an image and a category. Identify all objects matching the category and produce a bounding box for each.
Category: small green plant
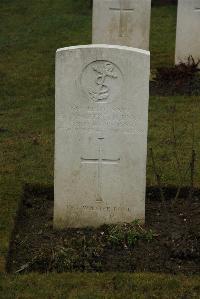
[52,247,79,272]
[107,222,154,248]
[107,225,125,246]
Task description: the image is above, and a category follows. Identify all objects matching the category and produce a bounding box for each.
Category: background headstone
[54,45,150,228]
[92,0,151,50]
[175,0,200,65]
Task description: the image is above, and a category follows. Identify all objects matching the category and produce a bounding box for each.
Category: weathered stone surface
[54,45,150,228]
[175,0,200,65]
[92,0,151,50]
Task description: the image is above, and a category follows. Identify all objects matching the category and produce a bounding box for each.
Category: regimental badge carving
[81,60,123,103]
[89,62,117,101]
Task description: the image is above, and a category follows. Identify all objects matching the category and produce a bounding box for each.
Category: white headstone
[92,0,151,50]
[175,0,200,65]
[54,45,150,229]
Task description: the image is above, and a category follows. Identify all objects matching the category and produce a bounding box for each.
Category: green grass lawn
[1,273,200,299]
[0,0,199,297]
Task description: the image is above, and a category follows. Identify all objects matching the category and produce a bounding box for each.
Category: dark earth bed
[150,78,200,96]
[7,185,200,275]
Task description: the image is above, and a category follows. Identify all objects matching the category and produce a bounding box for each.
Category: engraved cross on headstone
[194,7,200,12]
[109,0,135,37]
[81,138,120,202]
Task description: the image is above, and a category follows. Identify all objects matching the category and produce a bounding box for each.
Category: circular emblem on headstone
[81,60,123,103]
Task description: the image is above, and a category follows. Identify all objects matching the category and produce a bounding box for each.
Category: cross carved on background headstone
[109,0,135,37]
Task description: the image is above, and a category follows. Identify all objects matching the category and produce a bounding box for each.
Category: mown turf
[0,273,200,299]
[150,4,177,68]
[0,0,199,297]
